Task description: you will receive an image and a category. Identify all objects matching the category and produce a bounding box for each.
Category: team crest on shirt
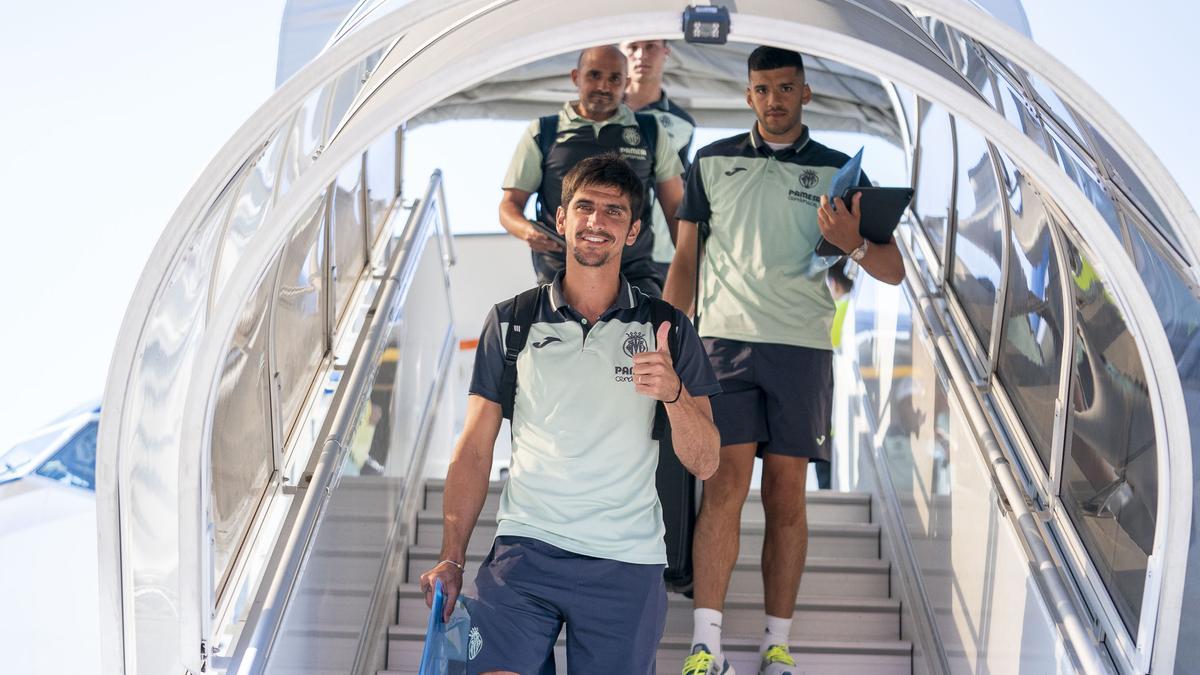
[468,627,483,659]
[622,127,642,146]
[660,116,673,127]
[799,169,820,189]
[623,331,649,357]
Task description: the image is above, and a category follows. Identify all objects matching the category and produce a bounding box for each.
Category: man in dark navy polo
[665,47,905,675]
[499,45,685,297]
[424,155,721,674]
[621,38,697,284]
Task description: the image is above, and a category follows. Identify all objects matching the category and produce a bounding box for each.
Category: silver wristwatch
[849,239,869,262]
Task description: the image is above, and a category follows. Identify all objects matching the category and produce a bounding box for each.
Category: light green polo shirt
[677,126,870,350]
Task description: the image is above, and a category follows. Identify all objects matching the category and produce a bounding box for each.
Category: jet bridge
[96,1,1200,673]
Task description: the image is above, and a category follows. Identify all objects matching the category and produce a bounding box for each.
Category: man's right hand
[419,560,465,622]
[523,221,563,253]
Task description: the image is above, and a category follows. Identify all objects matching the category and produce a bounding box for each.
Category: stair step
[391,588,898,642]
[415,512,880,558]
[405,547,890,599]
[422,479,872,524]
[385,625,910,673]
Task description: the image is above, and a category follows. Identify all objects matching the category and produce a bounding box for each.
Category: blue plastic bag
[418,580,473,675]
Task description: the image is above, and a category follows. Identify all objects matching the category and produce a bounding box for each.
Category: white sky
[0,0,1196,450]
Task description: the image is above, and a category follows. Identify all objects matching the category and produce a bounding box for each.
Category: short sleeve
[652,116,684,183]
[675,158,711,224]
[501,119,544,192]
[468,305,507,403]
[670,309,721,397]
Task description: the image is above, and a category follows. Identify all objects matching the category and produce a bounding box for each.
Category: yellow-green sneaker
[758,644,797,675]
[683,643,735,675]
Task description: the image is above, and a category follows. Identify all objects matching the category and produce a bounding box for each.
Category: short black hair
[747,46,805,76]
[561,153,644,222]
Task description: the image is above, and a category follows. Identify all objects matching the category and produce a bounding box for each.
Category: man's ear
[745,86,753,109]
[556,206,567,235]
[570,68,580,89]
[625,219,641,246]
[802,82,813,105]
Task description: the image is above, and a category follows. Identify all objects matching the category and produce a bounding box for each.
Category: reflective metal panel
[326,60,370,141]
[948,122,1005,349]
[213,131,286,306]
[121,163,247,674]
[1086,128,1180,257]
[365,129,398,243]
[1060,242,1157,634]
[994,161,1066,472]
[1047,128,1124,243]
[212,256,280,597]
[992,66,1052,156]
[332,158,368,322]
[273,197,329,441]
[913,101,955,260]
[278,87,333,199]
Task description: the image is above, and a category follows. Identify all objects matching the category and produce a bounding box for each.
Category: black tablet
[814,186,915,257]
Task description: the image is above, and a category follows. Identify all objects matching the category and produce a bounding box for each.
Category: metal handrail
[220,171,451,674]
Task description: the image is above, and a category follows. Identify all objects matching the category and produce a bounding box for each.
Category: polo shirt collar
[548,271,638,315]
[750,123,811,158]
[642,91,672,113]
[563,101,635,127]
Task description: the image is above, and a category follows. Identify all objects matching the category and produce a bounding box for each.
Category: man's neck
[573,101,617,123]
[756,121,806,146]
[562,262,621,323]
[625,78,662,112]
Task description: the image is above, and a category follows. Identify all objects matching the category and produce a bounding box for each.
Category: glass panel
[914,101,955,260]
[278,86,332,198]
[265,211,453,675]
[1085,127,1181,256]
[213,131,286,305]
[892,84,920,150]
[949,122,1005,349]
[211,257,280,596]
[332,157,368,322]
[1049,129,1125,243]
[34,421,98,491]
[273,197,329,441]
[919,17,958,65]
[1060,242,1157,633]
[1025,71,1088,149]
[994,158,1066,471]
[951,30,996,106]
[326,60,368,140]
[994,69,1053,155]
[365,129,399,243]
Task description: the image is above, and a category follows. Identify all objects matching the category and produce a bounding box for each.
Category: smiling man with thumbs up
[421,153,721,674]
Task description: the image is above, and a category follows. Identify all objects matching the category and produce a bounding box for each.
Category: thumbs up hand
[633,322,683,402]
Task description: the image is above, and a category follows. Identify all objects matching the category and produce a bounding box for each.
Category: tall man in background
[499,45,685,297]
[621,39,697,284]
[667,47,904,675]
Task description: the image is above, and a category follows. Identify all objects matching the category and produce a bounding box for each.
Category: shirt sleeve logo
[799,169,820,189]
[622,127,643,146]
[622,331,648,357]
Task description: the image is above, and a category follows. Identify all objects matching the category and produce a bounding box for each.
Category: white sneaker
[682,643,735,675]
[758,644,798,675]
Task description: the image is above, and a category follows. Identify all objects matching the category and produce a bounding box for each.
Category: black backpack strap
[536,114,558,165]
[499,286,543,421]
[649,297,680,440]
[634,112,659,179]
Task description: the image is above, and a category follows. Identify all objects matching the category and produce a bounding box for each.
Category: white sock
[761,614,793,654]
[692,608,724,661]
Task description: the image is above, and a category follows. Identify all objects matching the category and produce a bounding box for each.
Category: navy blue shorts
[465,536,667,674]
[703,337,834,461]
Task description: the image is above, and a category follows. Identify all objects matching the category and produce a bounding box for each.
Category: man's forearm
[439,442,493,562]
[858,239,905,285]
[663,223,698,313]
[499,199,533,239]
[665,391,719,479]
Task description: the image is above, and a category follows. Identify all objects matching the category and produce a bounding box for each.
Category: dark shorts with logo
[703,337,834,462]
[466,536,667,674]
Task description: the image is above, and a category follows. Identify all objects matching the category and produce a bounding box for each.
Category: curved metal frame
[97,1,1196,673]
